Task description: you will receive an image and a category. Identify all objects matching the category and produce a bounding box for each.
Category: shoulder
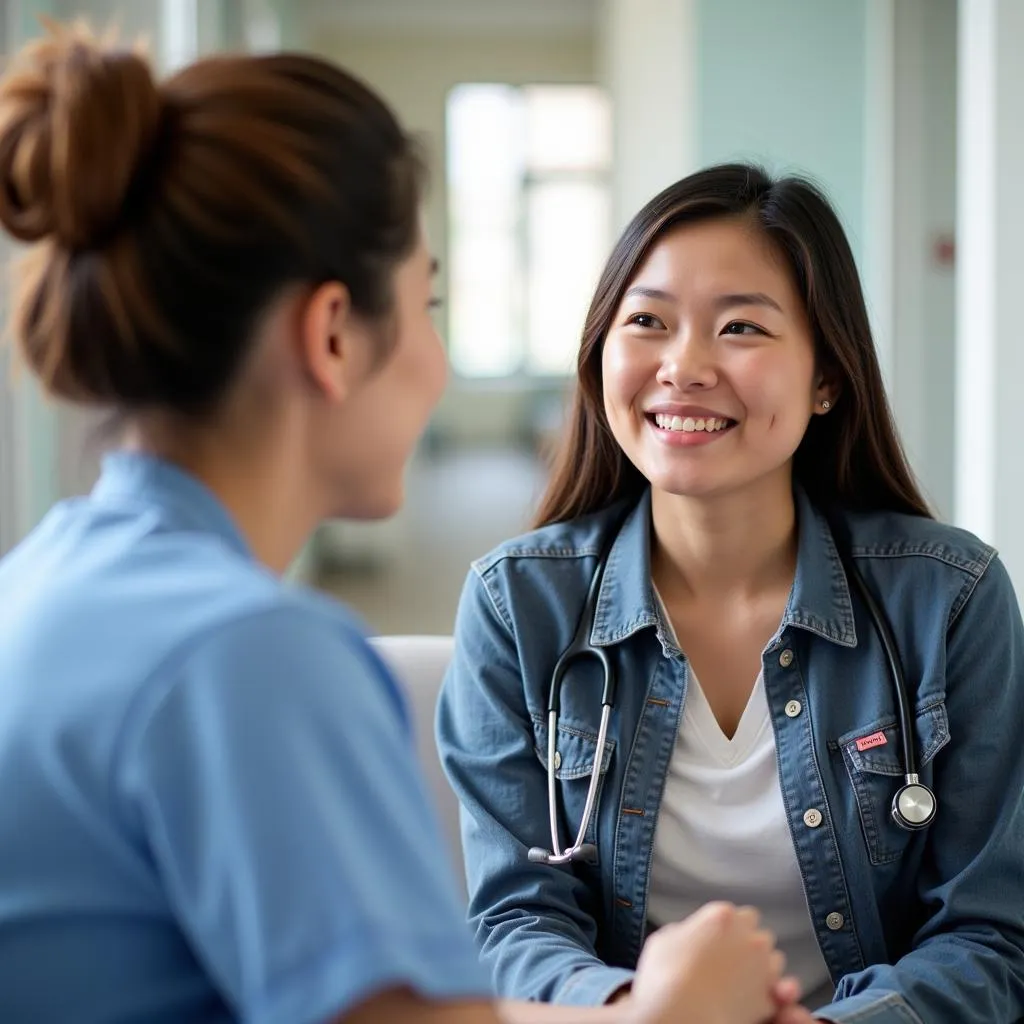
[174,583,383,695]
[844,507,996,580]
[465,503,629,634]
[841,507,1000,624]
[121,578,403,754]
[119,520,377,663]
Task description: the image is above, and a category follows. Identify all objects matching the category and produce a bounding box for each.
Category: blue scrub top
[0,452,490,1023]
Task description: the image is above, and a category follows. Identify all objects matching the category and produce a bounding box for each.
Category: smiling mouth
[648,412,737,434]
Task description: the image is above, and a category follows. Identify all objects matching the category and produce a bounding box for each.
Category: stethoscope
[527,513,938,867]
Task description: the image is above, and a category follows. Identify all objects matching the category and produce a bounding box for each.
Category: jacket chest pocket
[838,701,950,866]
[532,716,616,850]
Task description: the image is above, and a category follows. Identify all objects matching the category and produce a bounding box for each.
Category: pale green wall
[696,0,867,262]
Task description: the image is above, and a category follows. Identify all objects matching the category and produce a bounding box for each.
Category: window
[446,83,612,378]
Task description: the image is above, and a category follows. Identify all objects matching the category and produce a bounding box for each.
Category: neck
[123,416,323,575]
[650,472,799,603]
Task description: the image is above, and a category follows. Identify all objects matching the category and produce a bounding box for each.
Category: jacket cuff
[813,991,924,1023]
[554,965,636,1006]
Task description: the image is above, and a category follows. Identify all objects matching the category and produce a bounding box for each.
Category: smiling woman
[601,216,823,497]
[437,163,1024,1024]
[535,164,928,527]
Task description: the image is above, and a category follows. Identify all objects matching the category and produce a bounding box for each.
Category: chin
[340,498,404,521]
[648,463,793,505]
[646,470,726,500]
[330,484,405,522]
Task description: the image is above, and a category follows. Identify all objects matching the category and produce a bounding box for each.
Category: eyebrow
[622,285,784,314]
[623,285,676,303]
[714,291,784,313]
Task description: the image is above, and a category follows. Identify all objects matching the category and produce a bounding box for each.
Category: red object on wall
[933,232,956,266]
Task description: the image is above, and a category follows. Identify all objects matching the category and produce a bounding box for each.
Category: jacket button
[553,751,561,770]
[779,649,795,668]
[826,912,845,931]
[784,700,802,718]
[803,808,823,828]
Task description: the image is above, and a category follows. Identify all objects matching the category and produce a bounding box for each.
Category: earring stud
[821,400,831,411]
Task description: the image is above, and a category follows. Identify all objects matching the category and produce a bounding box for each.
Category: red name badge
[855,730,888,752]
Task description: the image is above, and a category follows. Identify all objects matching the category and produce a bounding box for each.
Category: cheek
[398,319,446,399]
[602,338,648,409]
[735,352,815,417]
[416,327,447,398]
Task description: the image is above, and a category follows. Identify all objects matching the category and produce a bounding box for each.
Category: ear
[813,365,842,415]
[299,281,371,403]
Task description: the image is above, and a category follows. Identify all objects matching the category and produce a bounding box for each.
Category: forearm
[822,935,1024,1024]
[475,917,635,1006]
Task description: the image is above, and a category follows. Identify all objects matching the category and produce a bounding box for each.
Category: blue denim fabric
[436,488,1024,1022]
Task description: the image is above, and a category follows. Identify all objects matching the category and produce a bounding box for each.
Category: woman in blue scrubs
[0,22,803,1024]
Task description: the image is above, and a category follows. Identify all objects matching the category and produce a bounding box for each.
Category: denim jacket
[435,488,1024,1023]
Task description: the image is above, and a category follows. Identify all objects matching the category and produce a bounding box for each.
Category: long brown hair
[0,21,424,415]
[534,163,931,527]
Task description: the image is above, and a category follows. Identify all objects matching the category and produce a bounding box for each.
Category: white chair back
[369,634,465,897]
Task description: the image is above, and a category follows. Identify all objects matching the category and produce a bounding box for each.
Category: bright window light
[447,83,611,378]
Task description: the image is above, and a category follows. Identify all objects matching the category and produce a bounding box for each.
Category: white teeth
[654,413,731,433]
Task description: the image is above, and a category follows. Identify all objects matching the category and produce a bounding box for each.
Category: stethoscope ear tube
[529,505,628,867]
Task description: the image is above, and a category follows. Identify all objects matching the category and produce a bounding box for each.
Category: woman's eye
[428,296,444,310]
[626,313,662,329]
[721,321,764,336]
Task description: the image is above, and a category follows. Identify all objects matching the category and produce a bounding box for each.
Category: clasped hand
[626,902,821,1024]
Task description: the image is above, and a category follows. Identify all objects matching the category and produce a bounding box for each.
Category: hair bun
[0,21,163,250]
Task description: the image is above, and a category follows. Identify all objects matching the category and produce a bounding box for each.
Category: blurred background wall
[1,0,1019,634]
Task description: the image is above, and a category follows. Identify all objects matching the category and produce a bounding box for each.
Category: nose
[655,328,718,391]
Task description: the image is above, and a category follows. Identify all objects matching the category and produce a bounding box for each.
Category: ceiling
[297,0,602,38]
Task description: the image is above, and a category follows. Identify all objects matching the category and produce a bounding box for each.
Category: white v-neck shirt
[647,666,834,1011]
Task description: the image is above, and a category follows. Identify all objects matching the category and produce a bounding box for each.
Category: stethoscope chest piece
[891,776,937,830]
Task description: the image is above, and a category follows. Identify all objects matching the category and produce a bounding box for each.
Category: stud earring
[821,399,832,411]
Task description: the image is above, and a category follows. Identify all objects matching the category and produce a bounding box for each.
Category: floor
[314,446,548,636]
